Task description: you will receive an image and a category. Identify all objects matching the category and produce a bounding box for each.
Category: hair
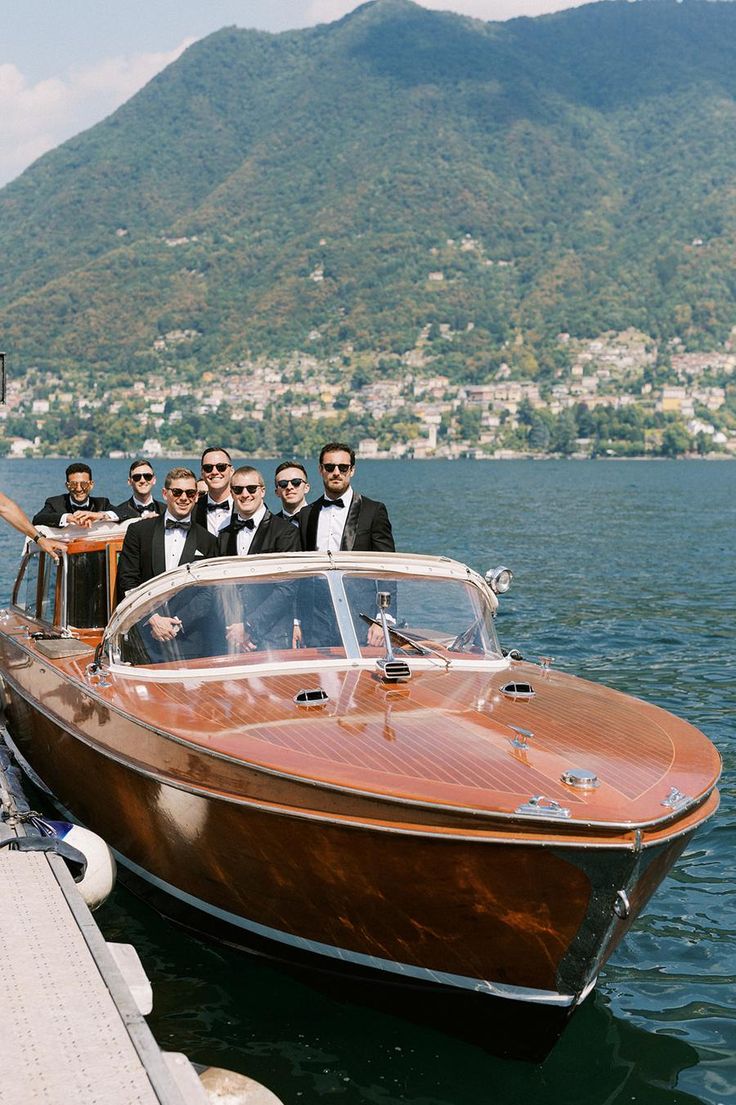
[201,446,232,465]
[66,462,92,480]
[128,458,154,477]
[232,465,264,486]
[164,467,197,488]
[274,460,308,481]
[319,442,355,466]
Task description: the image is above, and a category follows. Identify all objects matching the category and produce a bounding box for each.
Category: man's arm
[32,497,65,528]
[371,501,395,553]
[116,524,144,597]
[0,492,64,560]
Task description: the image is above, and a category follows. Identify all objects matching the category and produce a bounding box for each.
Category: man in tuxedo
[217,466,300,651]
[33,463,117,528]
[273,461,310,527]
[193,446,234,536]
[298,442,395,554]
[298,443,395,648]
[116,467,218,642]
[113,459,164,521]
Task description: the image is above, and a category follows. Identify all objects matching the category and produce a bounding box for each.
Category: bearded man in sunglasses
[299,443,394,554]
[117,469,219,641]
[33,462,117,528]
[113,459,164,521]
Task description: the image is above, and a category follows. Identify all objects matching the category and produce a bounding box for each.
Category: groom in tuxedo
[116,467,218,642]
[298,442,394,554]
[298,443,395,648]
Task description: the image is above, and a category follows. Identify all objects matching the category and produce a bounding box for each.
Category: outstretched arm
[0,492,65,561]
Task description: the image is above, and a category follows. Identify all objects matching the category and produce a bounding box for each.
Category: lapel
[341,492,361,552]
[306,498,323,551]
[180,521,200,565]
[249,510,272,556]
[151,517,166,576]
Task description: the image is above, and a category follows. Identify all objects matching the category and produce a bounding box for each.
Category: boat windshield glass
[343,573,501,660]
[115,574,346,667]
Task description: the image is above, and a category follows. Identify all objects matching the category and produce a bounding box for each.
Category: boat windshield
[112,569,499,668]
[115,574,346,667]
[343,573,501,660]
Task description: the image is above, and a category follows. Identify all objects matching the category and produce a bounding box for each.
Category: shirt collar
[238,504,267,528]
[324,486,353,511]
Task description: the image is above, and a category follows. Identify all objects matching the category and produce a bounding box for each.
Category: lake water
[1,457,734,1105]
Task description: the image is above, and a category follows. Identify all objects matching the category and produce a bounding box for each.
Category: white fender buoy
[46,820,117,910]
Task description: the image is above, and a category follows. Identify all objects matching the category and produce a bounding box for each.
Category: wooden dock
[0,737,281,1105]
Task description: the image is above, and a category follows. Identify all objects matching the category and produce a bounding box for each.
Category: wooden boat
[0,524,721,1054]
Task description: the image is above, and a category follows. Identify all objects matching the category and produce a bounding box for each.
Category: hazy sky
[0,0,598,187]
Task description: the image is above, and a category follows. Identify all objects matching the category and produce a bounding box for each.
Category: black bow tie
[207,500,228,511]
[166,519,191,532]
[72,500,90,511]
[134,502,149,514]
[233,516,255,531]
[323,498,345,508]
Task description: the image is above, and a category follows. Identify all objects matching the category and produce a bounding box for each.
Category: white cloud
[0,39,194,188]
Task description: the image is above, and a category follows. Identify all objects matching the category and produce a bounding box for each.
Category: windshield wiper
[359,614,451,669]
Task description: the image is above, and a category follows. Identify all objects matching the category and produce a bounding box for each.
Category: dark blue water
[2,457,734,1104]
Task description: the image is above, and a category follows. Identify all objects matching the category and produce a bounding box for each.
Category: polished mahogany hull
[0,646,716,1039]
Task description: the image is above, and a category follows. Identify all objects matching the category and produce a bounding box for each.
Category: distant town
[2,326,735,459]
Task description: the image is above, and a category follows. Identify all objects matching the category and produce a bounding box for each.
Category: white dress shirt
[205,496,233,535]
[163,511,189,571]
[316,487,354,553]
[236,504,266,556]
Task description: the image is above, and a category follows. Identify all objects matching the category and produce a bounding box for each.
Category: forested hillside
[1,0,736,382]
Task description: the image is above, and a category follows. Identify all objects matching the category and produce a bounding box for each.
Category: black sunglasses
[131,472,154,482]
[321,463,351,473]
[276,478,305,489]
[231,484,262,496]
[202,462,230,474]
[168,487,198,500]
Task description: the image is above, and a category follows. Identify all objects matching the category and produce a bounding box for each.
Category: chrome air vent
[378,659,411,683]
[501,681,535,700]
[294,688,329,707]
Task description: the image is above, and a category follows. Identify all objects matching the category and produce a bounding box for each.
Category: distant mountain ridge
[1,0,736,378]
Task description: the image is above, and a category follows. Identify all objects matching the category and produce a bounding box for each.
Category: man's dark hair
[319,442,355,466]
[128,458,154,477]
[274,460,308,481]
[201,446,232,465]
[66,462,92,480]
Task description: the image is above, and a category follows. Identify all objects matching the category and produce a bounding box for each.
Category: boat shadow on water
[99,879,705,1105]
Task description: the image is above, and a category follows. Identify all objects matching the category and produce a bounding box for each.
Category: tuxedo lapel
[151,518,166,576]
[341,493,361,552]
[180,524,200,565]
[249,510,272,556]
[306,498,323,551]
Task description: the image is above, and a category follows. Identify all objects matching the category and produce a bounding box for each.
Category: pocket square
[194,550,205,557]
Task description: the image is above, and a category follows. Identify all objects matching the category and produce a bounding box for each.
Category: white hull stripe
[120,852,582,1008]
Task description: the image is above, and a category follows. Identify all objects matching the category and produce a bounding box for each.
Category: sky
[0,0,598,187]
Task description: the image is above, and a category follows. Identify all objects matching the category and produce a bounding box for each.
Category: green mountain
[1,0,736,380]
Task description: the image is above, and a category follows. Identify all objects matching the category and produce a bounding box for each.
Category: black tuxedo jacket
[33,493,114,528]
[217,510,301,557]
[299,493,395,553]
[117,515,219,596]
[217,510,299,648]
[113,496,165,522]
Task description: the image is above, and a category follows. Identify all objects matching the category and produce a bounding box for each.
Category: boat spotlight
[486,566,513,594]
